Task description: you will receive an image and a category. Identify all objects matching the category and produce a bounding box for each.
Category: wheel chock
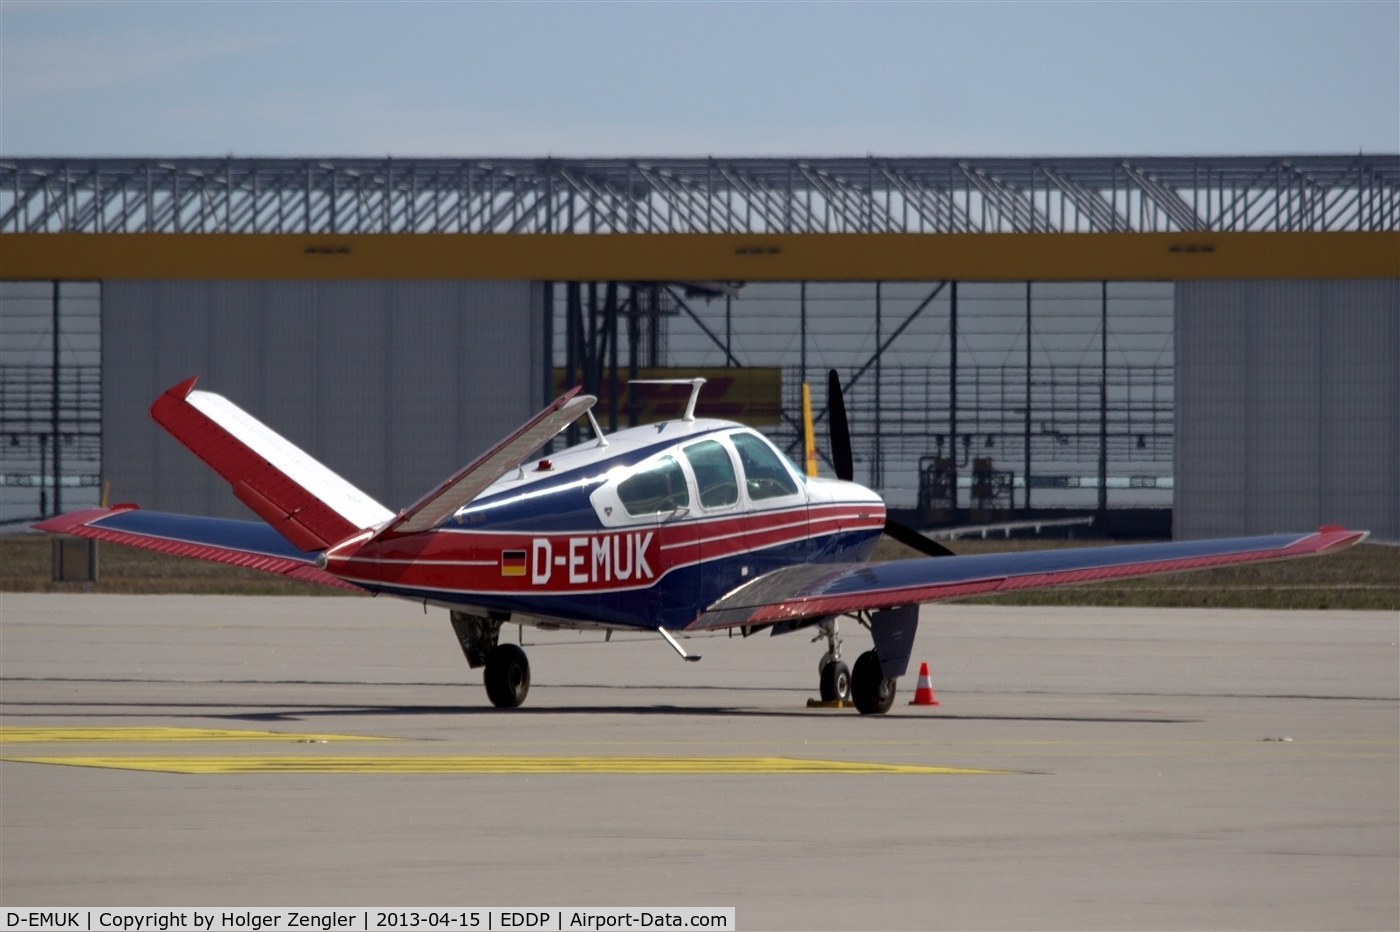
[806,698,854,709]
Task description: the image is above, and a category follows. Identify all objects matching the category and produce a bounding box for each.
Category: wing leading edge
[686,527,1368,629]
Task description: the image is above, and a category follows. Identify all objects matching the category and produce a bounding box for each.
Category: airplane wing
[377,387,596,536]
[151,377,395,551]
[33,505,363,591]
[686,527,1368,629]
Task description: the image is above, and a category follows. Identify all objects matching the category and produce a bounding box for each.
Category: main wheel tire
[484,643,531,708]
[819,660,852,703]
[851,650,896,715]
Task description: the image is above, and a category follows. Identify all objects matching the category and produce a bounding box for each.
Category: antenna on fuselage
[585,408,609,446]
[628,377,707,422]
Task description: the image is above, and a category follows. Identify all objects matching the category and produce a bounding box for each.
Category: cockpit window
[617,455,690,516]
[731,432,800,500]
[682,439,739,509]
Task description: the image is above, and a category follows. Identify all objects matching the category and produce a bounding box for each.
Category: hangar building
[2,156,1396,540]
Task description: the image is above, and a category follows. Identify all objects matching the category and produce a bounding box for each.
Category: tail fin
[151,377,394,551]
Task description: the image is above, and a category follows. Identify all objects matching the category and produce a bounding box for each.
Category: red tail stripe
[232,480,328,551]
[150,380,360,550]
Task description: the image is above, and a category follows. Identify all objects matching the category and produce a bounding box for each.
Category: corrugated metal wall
[1176,280,1399,541]
[103,280,543,520]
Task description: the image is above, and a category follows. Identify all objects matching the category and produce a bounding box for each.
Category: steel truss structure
[3,156,1396,236]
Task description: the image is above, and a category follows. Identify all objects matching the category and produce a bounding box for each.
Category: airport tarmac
[1,593,1396,930]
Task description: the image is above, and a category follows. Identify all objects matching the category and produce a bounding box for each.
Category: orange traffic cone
[909,661,939,706]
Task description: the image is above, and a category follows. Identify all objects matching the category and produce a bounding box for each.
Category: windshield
[731,432,800,500]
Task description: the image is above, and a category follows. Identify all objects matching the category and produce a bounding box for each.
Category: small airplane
[36,373,1366,714]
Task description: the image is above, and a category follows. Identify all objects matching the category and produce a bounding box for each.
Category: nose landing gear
[815,617,852,704]
[813,611,906,714]
[819,660,851,703]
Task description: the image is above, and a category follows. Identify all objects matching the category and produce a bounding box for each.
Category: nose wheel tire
[484,643,531,708]
[851,650,897,715]
[819,660,852,703]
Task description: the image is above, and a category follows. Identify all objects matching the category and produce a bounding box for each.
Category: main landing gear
[815,615,898,714]
[484,643,531,708]
[850,650,896,714]
[451,611,531,709]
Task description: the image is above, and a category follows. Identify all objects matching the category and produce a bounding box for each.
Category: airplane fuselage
[321,418,885,629]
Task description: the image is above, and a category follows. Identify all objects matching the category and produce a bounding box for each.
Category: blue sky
[2,0,1396,157]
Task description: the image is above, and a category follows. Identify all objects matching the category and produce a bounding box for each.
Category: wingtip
[30,515,69,534]
[1312,525,1369,553]
[31,504,137,535]
[165,376,199,399]
[150,377,200,421]
[555,388,596,414]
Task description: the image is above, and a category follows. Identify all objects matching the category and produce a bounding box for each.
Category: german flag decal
[501,550,527,576]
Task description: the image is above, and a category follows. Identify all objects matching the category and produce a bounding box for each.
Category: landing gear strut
[815,617,852,703]
[450,611,501,668]
[451,611,531,708]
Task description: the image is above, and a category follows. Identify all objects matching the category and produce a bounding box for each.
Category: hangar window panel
[0,281,102,525]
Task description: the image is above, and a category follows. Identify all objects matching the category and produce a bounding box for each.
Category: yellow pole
[801,383,818,477]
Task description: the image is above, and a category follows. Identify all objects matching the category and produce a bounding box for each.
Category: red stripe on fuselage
[322,502,884,595]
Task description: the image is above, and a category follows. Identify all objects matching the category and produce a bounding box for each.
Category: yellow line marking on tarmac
[1,755,1013,775]
[419,737,1400,748]
[0,727,389,743]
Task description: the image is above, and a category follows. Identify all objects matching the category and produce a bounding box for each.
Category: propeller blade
[883,518,956,558]
[827,369,854,482]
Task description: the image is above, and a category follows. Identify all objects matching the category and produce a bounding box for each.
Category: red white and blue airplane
[36,373,1366,713]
